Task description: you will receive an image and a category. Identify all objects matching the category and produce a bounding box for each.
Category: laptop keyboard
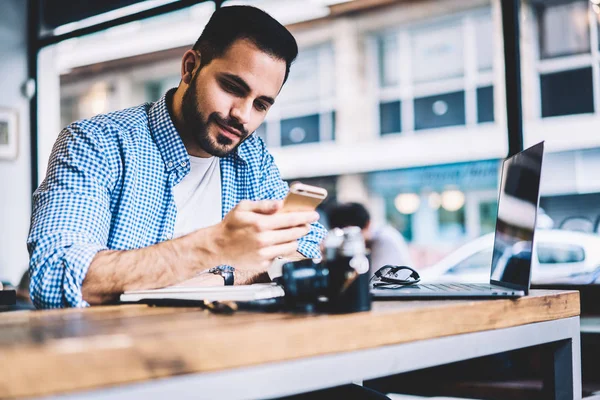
[418,283,494,292]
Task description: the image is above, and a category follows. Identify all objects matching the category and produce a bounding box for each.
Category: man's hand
[204,200,319,283]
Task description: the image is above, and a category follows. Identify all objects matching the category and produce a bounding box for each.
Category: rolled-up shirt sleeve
[259,151,327,260]
[27,123,112,308]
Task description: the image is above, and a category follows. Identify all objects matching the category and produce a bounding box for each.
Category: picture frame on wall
[0,108,18,160]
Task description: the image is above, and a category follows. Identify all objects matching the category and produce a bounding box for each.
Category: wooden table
[0,290,581,400]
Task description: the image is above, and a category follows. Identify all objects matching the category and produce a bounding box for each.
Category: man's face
[181,39,286,157]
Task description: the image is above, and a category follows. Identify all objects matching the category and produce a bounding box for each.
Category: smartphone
[281,182,328,213]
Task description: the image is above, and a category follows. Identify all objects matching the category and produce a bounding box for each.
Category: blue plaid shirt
[27,92,326,309]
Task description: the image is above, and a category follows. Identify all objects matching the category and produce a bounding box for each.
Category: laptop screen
[490,142,544,291]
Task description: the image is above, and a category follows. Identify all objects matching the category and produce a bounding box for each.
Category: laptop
[371,141,544,299]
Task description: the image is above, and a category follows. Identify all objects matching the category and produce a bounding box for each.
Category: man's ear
[181,50,201,85]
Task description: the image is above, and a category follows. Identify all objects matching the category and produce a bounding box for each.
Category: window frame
[532,0,600,119]
[371,7,496,137]
[260,42,336,148]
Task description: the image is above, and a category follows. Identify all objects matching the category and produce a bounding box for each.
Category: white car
[419,229,600,283]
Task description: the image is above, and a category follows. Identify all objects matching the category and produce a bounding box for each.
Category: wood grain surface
[0,290,579,398]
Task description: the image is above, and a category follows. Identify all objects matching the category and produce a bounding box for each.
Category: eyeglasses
[370,265,421,288]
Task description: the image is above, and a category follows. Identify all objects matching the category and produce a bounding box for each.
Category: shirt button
[180,161,187,167]
[165,233,173,240]
[167,161,173,168]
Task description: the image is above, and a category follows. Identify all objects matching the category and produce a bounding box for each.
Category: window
[479,200,498,235]
[475,16,494,72]
[438,205,466,240]
[377,34,399,87]
[143,76,180,102]
[375,10,495,135]
[280,114,320,147]
[414,91,466,130]
[383,195,413,241]
[535,0,599,117]
[477,86,494,123]
[411,22,464,83]
[379,101,401,135]
[537,244,585,264]
[264,43,336,148]
[537,0,590,59]
[540,67,594,117]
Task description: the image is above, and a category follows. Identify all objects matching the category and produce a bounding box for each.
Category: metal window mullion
[464,14,478,126]
[501,0,524,156]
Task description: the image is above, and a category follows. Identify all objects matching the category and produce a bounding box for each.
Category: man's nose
[230,99,252,127]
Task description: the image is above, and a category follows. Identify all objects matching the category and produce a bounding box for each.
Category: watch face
[218,266,235,286]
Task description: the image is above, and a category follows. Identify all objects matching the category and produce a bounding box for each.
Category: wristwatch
[208,266,235,286]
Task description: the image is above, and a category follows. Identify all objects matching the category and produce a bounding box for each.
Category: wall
[0,0,31,284]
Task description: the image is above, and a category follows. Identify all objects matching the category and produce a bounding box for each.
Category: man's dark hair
[327,202,371,230]
[193,5,298,84]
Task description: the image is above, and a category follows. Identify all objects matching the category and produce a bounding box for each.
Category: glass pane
[378,34,399,87]
[538,0,591,59]
[278,46,322,104]
[414,91,465,130]
[143,76,179,103]
[145,82,162,103]
[479,200,498,235]
[475,15,494,71]
[331,110,336,142]
[379,101,401,135]
[411,21,464,82]
[540,67,594,117]
[477,86,494,123]
[438,206,466,240]
[537,244,585,264]
[280,114,320,146]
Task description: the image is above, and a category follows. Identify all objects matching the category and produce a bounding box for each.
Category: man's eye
[222,81,241,94]
[254,102,268,112]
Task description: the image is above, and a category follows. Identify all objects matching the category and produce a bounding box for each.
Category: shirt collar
[148,89,190,172]
[148,89,249,168]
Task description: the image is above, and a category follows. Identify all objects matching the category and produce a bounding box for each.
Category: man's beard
[181,81,249,158]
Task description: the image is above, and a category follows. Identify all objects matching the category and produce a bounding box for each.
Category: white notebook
[120,283,285,303]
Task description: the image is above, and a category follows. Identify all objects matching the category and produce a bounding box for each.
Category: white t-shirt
[172,155,222,238]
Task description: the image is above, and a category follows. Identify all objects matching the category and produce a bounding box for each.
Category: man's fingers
[237,200,282,214]
[259,211,319,230]
[260,241,299,261]
[259,225,311,246]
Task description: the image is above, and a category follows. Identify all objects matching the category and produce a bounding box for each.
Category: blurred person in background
[327,202,413,275]
[27,6,326,310]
